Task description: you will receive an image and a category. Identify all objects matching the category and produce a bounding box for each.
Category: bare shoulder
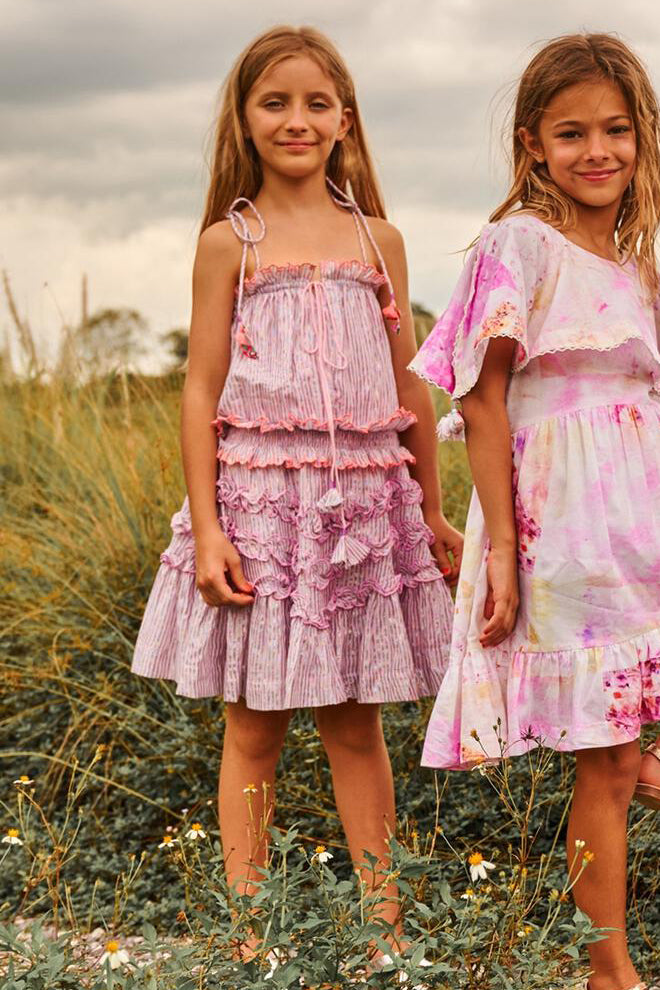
[364,216,405,254]
[195,219,242,272]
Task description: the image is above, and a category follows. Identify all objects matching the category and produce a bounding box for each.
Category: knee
[225,707,289,764]
[315,705,383,757]
[576,743,641,807]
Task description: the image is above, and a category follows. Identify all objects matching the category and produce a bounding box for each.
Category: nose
[584,129,610,162]
[284,101,308,132]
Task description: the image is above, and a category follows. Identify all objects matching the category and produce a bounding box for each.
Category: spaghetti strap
[226,197,266,358]
[326,177,401,333]
[350,210,369,265]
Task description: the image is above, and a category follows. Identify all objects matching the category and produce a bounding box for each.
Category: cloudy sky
[3,0,660,370]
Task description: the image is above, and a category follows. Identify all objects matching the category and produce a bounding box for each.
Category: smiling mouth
[277,142,316,149]
[576,169,621,181]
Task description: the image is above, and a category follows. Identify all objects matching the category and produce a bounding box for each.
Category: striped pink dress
[132,185,453,710]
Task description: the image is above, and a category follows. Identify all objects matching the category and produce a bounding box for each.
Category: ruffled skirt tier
[422,399,660,769]
[133,428,452,709]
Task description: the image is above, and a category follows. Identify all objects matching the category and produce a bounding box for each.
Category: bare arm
[461,338,519,646]
[181,222,253,607]
[374,220,464,584]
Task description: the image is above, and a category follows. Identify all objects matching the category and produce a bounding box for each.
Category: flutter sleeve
[409,216,545,404]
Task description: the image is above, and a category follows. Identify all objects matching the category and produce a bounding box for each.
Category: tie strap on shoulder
[226,197,267,358]
[325,177,401,333]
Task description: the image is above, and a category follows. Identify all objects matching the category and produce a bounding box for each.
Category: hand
[480,546,519,648]
[195,526,254,607]
[424,510,464,588]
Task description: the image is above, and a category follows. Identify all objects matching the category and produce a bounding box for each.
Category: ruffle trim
[217,445,416,471]
[454,330,660,402]
[422,625,660,770]
[132,576,452,706]
[212,407,417,436]
[215,474,425,519]
[158,470,442,628]
[240,259,388,296]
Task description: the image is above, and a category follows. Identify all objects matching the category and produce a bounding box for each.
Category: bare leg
[638,733,660,787]
[219,699,292,897]
[568,741,642,990]
[314,701,403,949]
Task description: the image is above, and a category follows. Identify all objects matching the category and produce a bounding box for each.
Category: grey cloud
[3,0,660,355]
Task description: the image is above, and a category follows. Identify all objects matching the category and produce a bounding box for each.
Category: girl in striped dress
[132,25,461,965]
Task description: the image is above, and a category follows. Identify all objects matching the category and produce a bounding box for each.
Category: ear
[518,126,545,164]
[335,107,354,142]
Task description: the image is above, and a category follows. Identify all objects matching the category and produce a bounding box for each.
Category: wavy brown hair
[200,25,386,232]
[491,33,660,294]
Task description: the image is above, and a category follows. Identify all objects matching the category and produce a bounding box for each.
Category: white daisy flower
[185,822,206,840]
[2,829,23,846]
[99,940,130,970]
[468,852,495,882]
[312,844,333,865]
[243,783,258,795]
[461,887,475,900]
[13,775,34,786]
[158,835,175,849]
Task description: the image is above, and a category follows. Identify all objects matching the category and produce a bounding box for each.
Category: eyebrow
[257,89,336,100]
[552,114,632,128]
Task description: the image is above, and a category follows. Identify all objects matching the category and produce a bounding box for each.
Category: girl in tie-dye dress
[412,33,659,990]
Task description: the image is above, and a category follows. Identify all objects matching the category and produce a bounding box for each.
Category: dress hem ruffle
[421,624,660,770]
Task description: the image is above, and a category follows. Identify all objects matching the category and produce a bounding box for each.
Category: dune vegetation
[0,285,657,988]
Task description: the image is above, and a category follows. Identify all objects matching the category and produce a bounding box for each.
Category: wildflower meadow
[0,288,657,988]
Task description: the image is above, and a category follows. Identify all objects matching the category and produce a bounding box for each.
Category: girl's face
[243,55,353,180]
[519,79,636,213]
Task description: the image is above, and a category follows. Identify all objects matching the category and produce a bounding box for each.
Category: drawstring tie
[301,281,370,567]
[226,198,266,358]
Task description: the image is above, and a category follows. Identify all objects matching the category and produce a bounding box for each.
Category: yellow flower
[99,940,129,970]
[312,844,333,865]
[583,850,595,863]
[13,775,34,786]
[243,783,258,794]
[158,835,174,849]
[185,823,206,840]
[468,852,495,882]
[2,829,23,846]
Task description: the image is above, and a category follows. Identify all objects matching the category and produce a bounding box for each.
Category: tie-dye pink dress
[411,213,660,769]
[132,193,452,710]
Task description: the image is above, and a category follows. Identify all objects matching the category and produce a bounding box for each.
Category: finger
[227,557,254,595]
[447,547,462,584]
[433,544,453,580]
[483,586,495,620]
[199,576,253,608]
[480,602,516,646]
[220,582,254,606]
[451,540,464,573]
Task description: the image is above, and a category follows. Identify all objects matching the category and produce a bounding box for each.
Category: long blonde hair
[200,25,386,231]
[491,33,660,294]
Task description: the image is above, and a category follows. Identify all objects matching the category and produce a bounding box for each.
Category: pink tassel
[236,323,258,359]
[331,532,370,567]
[317,486,344,511]
[382,299,401,334]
